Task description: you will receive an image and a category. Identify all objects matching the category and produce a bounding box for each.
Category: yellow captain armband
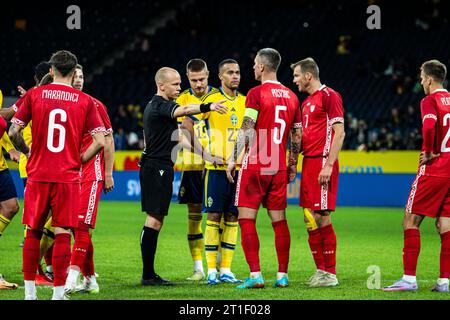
[244,108,259,122]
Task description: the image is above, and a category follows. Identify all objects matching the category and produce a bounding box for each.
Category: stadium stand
[1,0,449,150]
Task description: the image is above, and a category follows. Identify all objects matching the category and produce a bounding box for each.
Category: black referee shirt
[141,95,179,165]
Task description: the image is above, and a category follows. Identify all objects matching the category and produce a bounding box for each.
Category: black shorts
[178,170,203,204]
[0,169,18,202]
[139,160,174,216]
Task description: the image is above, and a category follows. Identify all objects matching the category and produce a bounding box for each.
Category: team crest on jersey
[231,114,238,127]
[310,105,315,113]
[207,196,214,207]
[306,102,311,106]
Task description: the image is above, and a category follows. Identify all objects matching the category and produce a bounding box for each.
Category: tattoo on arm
[233,116,256,162]
[289,127,302,166]
[9,124,29,155]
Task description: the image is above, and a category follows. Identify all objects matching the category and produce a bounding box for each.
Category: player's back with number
[13,83,101,182]
[422,89,450,177]
[245,81,300,172]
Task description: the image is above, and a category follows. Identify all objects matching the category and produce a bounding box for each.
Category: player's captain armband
[244,108,259,121]
[422,114,437,123]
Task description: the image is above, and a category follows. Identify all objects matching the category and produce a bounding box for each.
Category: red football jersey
[80,97,113,182]
[420,89,450,178]
[243,81,301,173]
[11,83,105,183]
[301,85,344,157]
[0,116,6,136]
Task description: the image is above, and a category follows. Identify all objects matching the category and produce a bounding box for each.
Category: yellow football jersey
[19,122,32,178]
[176,86,218,171]
[0,94,16,172]
[201,87,246,170]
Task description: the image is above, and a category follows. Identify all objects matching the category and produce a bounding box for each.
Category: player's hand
[9,149,21,163]
[203,152,225,168]
[17,86,27,97]
[318,163,333,186]
[210,101,228,115]
[104,175,115,194]
[419,151,439,165]
[226,160,236,183]
[288,164,297,183]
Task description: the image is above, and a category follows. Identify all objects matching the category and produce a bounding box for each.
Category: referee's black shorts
[139,159,174,216]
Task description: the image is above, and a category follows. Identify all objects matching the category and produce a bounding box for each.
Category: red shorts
[235,169,287,210]
[78,180,103,228]
[405,170,450,218]
[23,181,80,229]
[300,157,339,212]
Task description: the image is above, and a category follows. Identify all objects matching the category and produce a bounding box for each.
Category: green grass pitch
[0,201,449,300]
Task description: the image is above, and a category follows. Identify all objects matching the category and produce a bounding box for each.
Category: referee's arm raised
[172,101,228,119]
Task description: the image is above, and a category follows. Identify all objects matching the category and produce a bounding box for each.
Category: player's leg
[65,180,102,294]
[303,208,325,284]
[384,175,446,291]
[433,186,450,292]
[265,171,290,288]
[21,181,51,299]
[35,215,54,285]
[217,214,225,271]
[267,209,290,288]
[52,183,80,300]
[237,206,264,289]
[205,211,222,284]
[0,169,20,237]
[140,161,173,286]
[218,212,241,283]
[180,171,205,280]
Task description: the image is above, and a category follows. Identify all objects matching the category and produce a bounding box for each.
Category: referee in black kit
[139,67,227,285]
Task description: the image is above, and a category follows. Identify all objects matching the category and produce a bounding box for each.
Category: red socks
[52,233,72,286]
[403,229,421,276]
[239,218,260,272]
[308,228,325,271]
[321,224,337,275]
[82,241,95,277]
[44,243,53,268]
[71,224,91,270]
[272,220,290,273]
[440,231,450,279]
[23,229,43,281]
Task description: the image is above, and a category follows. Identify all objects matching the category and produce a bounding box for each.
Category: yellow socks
[0,214,11,237]
[205,220,220,272]
[220,221,238,271]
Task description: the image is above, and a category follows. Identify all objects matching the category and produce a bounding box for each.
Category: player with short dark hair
[9,49,106,300]
[383,59,450,292]
[64,64,115,296]
[183,59,245,284]
[227,48,302,289]
[139,67,227,286]
[291,57,345,287]
[176,59,219,281]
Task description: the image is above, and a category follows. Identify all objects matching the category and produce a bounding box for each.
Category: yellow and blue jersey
[176,86,218,171]
[200,87,246,170]
[19,121,32,178]
[0,91,16,172]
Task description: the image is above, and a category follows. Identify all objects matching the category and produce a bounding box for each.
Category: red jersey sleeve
[420,96,437,153]
[0,116,6,136]
[11,90,33,127]
[324,91,344,125]
[85,98,106,135]
[245,87,261,111]
[12,96,25,112]
[96,100,113,135]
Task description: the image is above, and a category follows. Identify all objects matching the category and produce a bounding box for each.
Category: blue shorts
[178,171,203,204]
[0,169,18,202]
[203,170,238,216]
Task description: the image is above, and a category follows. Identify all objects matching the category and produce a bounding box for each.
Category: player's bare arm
[81,132,106,164]
[288,127,302,183]
[319,122,345,186]
[180,117,223,166]
[8,123,29,156]
[103,134,115,194]
[0,107,17,122]
[172,101,228,118]
[226,116,256,183]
